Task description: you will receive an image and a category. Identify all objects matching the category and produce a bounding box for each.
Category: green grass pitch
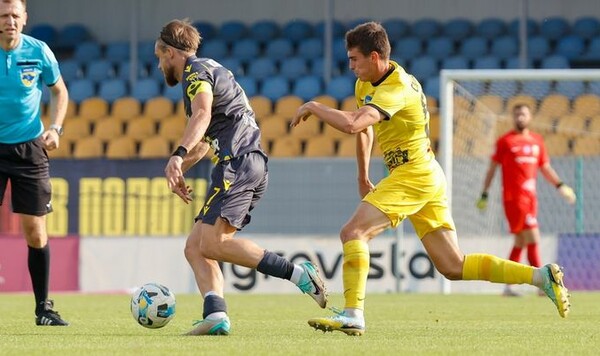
[1,292,598,355]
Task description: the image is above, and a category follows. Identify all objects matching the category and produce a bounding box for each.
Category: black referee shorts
[197,151,268,230]
[0,136,53,216]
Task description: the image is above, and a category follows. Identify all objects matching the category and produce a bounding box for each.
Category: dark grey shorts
[196,151,268,229]
[0,137,52,216]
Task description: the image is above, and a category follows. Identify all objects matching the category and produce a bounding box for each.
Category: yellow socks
[462,253,534,284]
[342,240,370,310]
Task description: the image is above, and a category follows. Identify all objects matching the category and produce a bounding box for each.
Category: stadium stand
[138,136,171,158]
[304,136,337,157]
[98,79,128,103]
[105,136,137,159]
[219,20,248,43]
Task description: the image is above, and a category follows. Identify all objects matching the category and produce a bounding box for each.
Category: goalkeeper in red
[477,103,576,296]
[290,22,570,336]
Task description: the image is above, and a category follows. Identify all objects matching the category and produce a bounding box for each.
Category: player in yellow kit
[290,22,570,336]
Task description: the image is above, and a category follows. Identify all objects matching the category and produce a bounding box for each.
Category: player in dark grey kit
[155,19,327,336]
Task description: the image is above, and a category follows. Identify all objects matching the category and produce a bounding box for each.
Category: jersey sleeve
[184,64,214,103]
[538,136,550,166]
[40,42,61,86]
[367,81,406,118]
[491,137,504,163]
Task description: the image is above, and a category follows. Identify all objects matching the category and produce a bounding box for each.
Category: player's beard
[164,66,179,87]
[515,121,527,132]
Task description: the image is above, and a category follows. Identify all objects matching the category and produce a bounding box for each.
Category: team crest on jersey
[20,68,37,87]
[364,95,372,104]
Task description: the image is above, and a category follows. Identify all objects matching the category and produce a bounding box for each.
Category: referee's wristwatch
[49,124,64,136]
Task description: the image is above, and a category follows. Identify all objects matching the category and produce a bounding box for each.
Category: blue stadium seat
[460,37,488,59]
[325,76,355,101]
[279,57,309,80]
[219,57,244,77]
[231,38,261,62]
[539,17,570,40]
[526,36,551,61]
[476,18,507,40]
[219,20,247,43]
[441,56,469,70]
[137,41,157,65]
[555,81,585,100]
[250,20,280,44]
[148,63,164,82]
[200,39,229,60]
[237,76,258,97]
[247,58,277,80]
[105,41,130,64]
[409,56,438,81]
[297,38,323,60]
[28,24,57,46]
[282,20,314,43]
[443,18,473,41]
[332,37,348,64]
[505,57,533,69]
[490,36,518,59]
[473,56,501,69]
[584,37,600,60]
[260,76,290,102]
[315,20,346,38]
[116,61,147,80]
[489,81,518,99]
[459,81,485,96]
[193,21,217,40]
[131,78,160,103]
[382,19,410,40]
[98,79,127,103]
[425,37,454,60]
[589,81,600,96]
[572,17,600,40]
[310,58,341,77]
[522,81,552,100]
[292,75,322,101]
[86,59,115,83]
[56,23,91,51]
[69,79,95,103]
[73,41,102,65]
[554,35,585,60]
[264,38,294,60]
[392,37,422,61]
[162,84,182,102]
[541,55,570,69]
[508,18,538,36]
[424,76,440,100]
[346,18,371,31]
[411,18,441,39]
[59,59,82,83]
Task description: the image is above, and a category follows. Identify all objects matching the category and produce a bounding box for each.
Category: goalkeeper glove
[476,192,488,210]
[556,182,576,204]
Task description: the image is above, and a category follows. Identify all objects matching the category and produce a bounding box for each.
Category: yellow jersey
[355,61,432,170]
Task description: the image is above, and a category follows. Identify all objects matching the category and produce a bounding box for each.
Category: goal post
[438,69,600,294]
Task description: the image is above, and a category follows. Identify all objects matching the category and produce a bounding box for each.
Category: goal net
[438,69,600,293]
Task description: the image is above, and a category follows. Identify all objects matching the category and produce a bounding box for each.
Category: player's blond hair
[345,21,391,60]
[157,18,201,53]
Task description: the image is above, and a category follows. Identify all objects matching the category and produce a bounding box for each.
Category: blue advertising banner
[47,159,212,236]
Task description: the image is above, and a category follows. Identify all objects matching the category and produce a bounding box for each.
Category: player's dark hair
[512,103,532,112]
[2,0,26,5]
[158,18,201,53]
[345,21,391,60]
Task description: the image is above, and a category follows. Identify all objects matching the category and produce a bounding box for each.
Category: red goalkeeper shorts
[503,196,538,234]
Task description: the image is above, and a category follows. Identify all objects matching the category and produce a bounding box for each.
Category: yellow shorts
[363,157,455,238]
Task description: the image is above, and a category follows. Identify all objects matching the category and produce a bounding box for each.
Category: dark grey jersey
[181,55,265,162]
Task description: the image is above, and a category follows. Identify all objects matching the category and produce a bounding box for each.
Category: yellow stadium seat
[274,95,303,118]
[340,96,357,112]
[587,115,600,134]
[47,141,72,158]
[289,118,321,139]
[543,134,571,157]
[65,99,77,119]
[105,136,137,159]
[77,97,109,122]
[94,118,124,141]
[554,114,586,138]
[312,95,338,109]
[158,117,186,142]
[176,99,186,117]
[473,95,504,114]
[454,96,472,114]
[571,136,600,156]
[249,95,273,120]
[506,95,537,114]
[428,113,440,142]
[61,119,92,144]
[111,97,142,121]
[537,94,570,119]
[126,117,156,141]
[270,136,302,157]
[73,137,104,158]
[303,136,336,157]
[259,115,288,139]
[139,136,171,158]
[337,136,357,157]
[322,123,348,140]
[143,96,174,120]
[572,94,600,118]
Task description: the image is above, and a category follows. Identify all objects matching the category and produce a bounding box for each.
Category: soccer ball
[130,283,176,329]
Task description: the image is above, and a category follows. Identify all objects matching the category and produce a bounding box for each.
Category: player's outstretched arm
[477,161,498,210]
[540,163,576,204]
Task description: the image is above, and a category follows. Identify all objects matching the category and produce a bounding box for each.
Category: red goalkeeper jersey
[492,130,549,201]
